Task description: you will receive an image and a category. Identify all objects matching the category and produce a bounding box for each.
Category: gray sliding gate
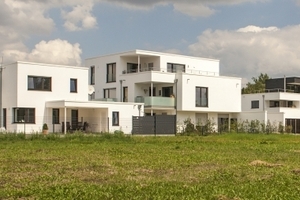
[132,115,176,135]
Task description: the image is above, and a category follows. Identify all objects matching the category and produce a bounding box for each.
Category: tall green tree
[242,73,270,94]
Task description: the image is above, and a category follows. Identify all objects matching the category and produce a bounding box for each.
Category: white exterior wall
[85,54,121,100]
[2,62,88,133]
[241,92,300,125]
[85,50,221,102]
[179,73,241,112]
[159,54,219,75]
[107,103,142,134]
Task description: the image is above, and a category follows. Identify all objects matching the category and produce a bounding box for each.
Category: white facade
[240,92,300,132]
[86,50,241,131]
[1,61,143,134]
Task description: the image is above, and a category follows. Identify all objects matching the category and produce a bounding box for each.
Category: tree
[242,73,270,94]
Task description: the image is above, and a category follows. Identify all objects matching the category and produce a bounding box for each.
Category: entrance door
[71,110,78,129]
[3,108,6,129]
[123,87,128,102]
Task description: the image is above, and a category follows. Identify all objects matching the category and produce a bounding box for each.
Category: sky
[1,0,300,85]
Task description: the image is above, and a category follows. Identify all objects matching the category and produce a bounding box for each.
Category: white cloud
[2,39,82,66]
[173,2,215,17]
[62,3,98,31]
[237,25,279,33]
[188,25,300,81]
[105,0,268,17]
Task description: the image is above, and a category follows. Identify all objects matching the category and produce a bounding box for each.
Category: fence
[132,115,176,135]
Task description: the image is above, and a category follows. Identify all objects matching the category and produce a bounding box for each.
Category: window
[127,63,139,73]
[90,66,95,85]
[104,88,116,99]
[107,63,116,82]
[251,100,259,109]
[167,63,185,73]
[70,79,77,93]
[52,109,59,124]
[28,76,51,91]
[112,112,119,126]
[270,101,279,108]
[196,87,208,107]
[13,108,35,123]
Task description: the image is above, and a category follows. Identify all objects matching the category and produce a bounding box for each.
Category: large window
[52,109,60,124]
[112,112,119,126]
[104,88,116,99]
[28,76,51,91]
[13,108,35,123]
[107,63,116,82]
[70,79,77,93]
[127,63,139,73]
[90,66,95,85]
[167,63,185,73]
[251,100,259,109]
[196,87,208,107]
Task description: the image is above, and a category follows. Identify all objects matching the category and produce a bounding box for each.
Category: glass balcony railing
[94,98,117,102]
[135,96,175,107]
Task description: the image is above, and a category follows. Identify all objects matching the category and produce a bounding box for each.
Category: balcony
[93,98,117,102]
[135,96,175,108]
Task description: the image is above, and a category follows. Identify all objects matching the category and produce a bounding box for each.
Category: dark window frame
[195,87,208,107]
[70,78,77,93]
[52,108,60,124]
[112,111,119,126]
[251,100,259,109]
[107,63,116,83]
[167,63,185,73]
[104,88,116,98]
[28,76,51,91]
[13,108,35,123]
[90,66,95,85]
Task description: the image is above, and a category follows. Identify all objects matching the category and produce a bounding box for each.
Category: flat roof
[3,61,87,70]
[85,49,219,62]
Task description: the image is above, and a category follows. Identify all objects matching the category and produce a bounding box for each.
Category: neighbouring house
[1,61,143,134]
[85,49,242,132]
[239,77,300,133]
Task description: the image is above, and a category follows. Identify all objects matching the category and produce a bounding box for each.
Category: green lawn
[0,133,300,199]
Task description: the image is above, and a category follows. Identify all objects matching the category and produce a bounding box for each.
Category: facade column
[64,107,67,134]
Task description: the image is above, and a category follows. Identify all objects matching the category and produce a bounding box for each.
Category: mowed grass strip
[0,133,300,199]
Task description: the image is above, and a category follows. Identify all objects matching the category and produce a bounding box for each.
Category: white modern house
[85,50,242,131]
[240,77,300,133]
[0,61,143,134]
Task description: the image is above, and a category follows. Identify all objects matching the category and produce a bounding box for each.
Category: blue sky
[1,0,300,84]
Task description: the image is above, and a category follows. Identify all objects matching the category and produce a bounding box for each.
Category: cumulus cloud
[0,0,91,65]
[105,0,268,17]
[188,25,300,82]
[2,39,82,66]
[62,3,97,31]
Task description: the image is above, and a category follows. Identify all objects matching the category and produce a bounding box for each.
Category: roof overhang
[46,100,144,109]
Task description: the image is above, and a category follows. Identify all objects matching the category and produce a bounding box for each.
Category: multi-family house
[85,50,242,131]
[240,77,300,133]
[0,61,143,134]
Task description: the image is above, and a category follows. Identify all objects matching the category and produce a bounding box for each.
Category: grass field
[0,133,300,199]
